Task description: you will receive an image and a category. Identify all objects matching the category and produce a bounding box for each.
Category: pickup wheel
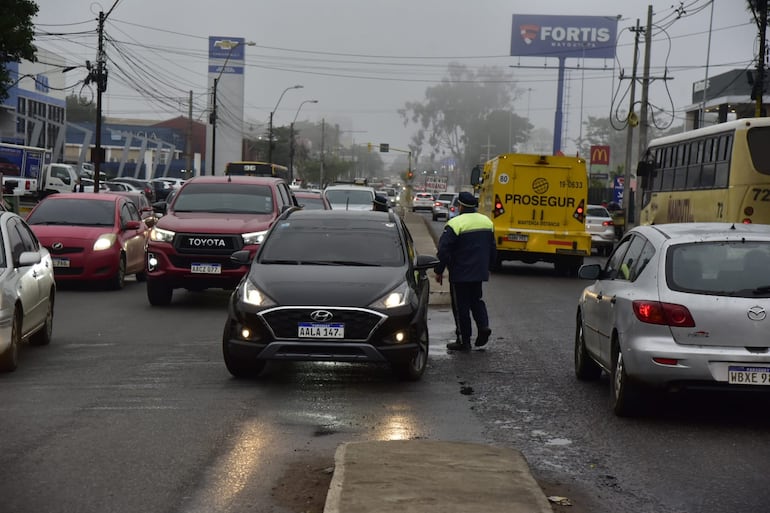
[147,280,173,306]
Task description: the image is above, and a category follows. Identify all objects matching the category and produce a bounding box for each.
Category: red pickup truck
[145,175,298,306]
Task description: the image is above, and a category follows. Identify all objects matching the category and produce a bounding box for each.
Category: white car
[576,223,770,416]
[0,211,56,371]
[585,204,616,256]
[322,184,376,211]
[411,192,434,212]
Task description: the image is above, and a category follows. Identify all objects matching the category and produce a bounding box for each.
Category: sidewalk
[321,209,553,513]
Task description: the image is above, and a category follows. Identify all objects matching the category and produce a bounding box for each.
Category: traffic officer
[434,191,496,351]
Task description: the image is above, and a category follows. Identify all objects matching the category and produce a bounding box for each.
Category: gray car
[0,211,56,371]
[575,223,770,416]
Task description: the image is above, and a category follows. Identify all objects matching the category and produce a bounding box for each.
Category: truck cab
[40,163,80,197]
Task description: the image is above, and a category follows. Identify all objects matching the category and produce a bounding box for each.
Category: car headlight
[369,282,411,309]
[150,226,175,242]
[241,280,276,307]
[93,234,117,251]
[242,230,267,245]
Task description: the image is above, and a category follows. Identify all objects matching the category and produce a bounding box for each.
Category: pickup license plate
[298,323,344,338]
[191,263,221,274]
[506,234,528,242]
[52,257,70,268]
[728,366,770,385]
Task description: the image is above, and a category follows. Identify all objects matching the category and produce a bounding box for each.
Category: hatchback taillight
[602,220,614,226]
[632,300,695,327]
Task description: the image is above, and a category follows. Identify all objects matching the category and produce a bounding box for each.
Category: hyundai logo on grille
[185,237,226,248]
[747,306,767,321]
[310,310,333,322]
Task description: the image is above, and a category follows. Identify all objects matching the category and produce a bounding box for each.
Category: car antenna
[730,223,736,230]
[228,174,232,183]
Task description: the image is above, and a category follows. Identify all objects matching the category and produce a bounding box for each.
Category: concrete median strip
[323,440,552,513]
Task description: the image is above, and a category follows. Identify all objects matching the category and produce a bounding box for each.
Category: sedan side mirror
[415,254,440,271]
[230,250,252,266]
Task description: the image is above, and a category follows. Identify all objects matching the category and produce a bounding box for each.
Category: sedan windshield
[172,183,274,214]
[260,218,405,266]
[26,198,115,226]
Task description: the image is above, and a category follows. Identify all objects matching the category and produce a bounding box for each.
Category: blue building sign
[510,15,618,60]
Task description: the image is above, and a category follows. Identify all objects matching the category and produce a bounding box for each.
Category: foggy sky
[32,0,756,159]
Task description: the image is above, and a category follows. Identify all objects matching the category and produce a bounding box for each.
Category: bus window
[660,168,674,191]
[673,166,687,190]
[747,127,770,175]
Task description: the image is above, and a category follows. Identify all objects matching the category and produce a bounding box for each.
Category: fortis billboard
[511,15,618,59]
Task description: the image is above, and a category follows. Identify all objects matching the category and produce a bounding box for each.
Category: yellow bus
[225,161,290,182]
[639,117,770,225]
[471,153,591,275]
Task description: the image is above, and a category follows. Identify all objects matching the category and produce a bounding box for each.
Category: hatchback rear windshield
[260,218,405,267]
[172,183,274,214]
[667,241,770,296]
[27,198,115,226]
[324,189,373,206]
[587,207,610,217]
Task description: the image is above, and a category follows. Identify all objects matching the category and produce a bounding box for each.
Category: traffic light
[573,199,585,223]
[493,194,505,218]
[379,143,389,153]
[367,142,372,152]
[407,170,414,180]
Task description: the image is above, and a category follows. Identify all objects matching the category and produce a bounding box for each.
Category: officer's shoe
[475,327,492,347]
[446,341,471,351]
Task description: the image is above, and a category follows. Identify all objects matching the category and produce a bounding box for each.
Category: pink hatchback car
[26,193,149,289]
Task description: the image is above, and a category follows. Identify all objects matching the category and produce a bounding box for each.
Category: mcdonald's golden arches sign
[590,145,610,165]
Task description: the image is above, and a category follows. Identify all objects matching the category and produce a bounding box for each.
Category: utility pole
[320,118,325,187]
[635,5,654,227]
[186,90,193,178]
[756,0,768,117]
[622,18,641,228]
[93,10,106,192]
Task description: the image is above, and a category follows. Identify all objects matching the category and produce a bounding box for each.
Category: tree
[0,0,38,102]
[65,93,97,123]
[399,63,525,178]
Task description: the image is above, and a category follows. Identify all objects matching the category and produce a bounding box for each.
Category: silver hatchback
[585,204,616,256]
[575,223,770,416]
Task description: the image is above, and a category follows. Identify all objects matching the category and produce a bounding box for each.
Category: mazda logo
[310,310,333,322]
[747,306,767,321]
[52,242,63,250]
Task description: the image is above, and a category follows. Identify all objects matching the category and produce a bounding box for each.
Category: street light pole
[268,84,303,165]
[209,40,255,176]
[289,99,318,182]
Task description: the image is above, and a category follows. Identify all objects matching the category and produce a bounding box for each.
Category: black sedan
[222,209,439,380]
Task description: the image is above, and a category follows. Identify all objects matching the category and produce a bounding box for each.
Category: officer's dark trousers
[451,281,489,344]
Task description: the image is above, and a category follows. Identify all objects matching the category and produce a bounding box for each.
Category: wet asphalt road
[0,218,769,513]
